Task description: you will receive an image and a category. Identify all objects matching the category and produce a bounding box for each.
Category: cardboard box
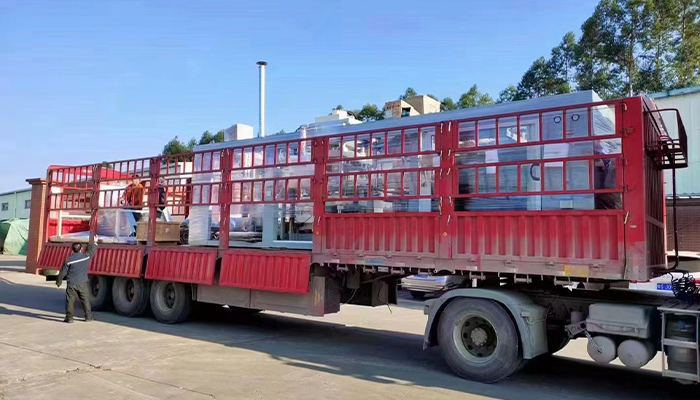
[136,221,181,242]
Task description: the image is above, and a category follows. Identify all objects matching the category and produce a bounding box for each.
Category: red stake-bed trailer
[33,92,699,384]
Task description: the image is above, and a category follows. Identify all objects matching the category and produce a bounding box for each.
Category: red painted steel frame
[145,247,217,285]
[37,95,685,286]
[220,249,311,293]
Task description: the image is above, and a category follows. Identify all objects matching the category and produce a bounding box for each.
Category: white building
[307,109,362,130]
[0,188,32,221]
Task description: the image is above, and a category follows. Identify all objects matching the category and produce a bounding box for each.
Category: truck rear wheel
[88,275,112,311]
[150,281,192,324]
[438,298,522,383]
[112,277,150,317]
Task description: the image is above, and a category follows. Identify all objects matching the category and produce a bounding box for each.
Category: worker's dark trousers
[66,282,93,320]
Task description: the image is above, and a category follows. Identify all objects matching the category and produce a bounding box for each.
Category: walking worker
[56,240,98,323]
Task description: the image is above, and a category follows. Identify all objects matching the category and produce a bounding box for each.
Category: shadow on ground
[0,275,695,400]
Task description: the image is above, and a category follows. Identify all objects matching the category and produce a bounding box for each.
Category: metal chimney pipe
[256,61,267,137]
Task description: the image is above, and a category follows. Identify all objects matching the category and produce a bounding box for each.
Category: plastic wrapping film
[189,150,221,245]
[188,149,314,247]
[454,105,621,212]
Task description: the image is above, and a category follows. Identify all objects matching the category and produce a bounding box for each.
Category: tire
[112,277,150,317]
[410,291,427,300]
[150,281,192,324]
[438,298,523,383]
[88,275,113,311]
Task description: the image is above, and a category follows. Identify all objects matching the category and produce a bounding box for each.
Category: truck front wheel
[88,275,112,311]
[150,281,192,324]
[438,298,522,383]
[112,277,150,317]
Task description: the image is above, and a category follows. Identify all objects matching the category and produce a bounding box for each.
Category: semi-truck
[32,90,699,384]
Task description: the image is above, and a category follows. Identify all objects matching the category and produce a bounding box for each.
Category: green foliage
[198,130,217,145]
[355,103,385,122]
[667,0,700,88]
[516,57,572,100]
[399,87,418,100]
[457,85,481,108]
[162,136,193,155]
[440,97,458,111]
[163,129,226,155]
[497,85,518,103]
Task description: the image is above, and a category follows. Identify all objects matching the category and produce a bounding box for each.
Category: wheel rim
[90,277,100,297]
[162,283,176,309]
[125,279,135,302]
[453,315,498,363]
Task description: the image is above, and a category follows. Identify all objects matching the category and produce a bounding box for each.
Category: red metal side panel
[37,242,73,269]
[219,250,311,294]
[90,245,144,278]
[323,213,440,256]
[145,247,217,285]
[454,211,626,278]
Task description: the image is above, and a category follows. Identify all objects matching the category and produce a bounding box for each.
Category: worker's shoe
[85,316,94,322]
[63,317,74,324]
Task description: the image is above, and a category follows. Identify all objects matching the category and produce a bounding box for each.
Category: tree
[581,0,647,97]
[355,104,385,122]
[457,85,481,108]
[198,130,225,145]
[550,32,578,83]
[476,93,495,106]
[516,57,571,99]
[440,97,458,111]
[163,136,194,155]
[634,0,675,93]
[576,13,622,99]
[669,0,700,88]
[399,87,418,100]
[198,131,216,145]
[334,105,344,111]
[497,85,518,103]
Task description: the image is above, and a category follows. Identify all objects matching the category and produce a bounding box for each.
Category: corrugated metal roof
[0,188,31,197]
[649,85,700,99]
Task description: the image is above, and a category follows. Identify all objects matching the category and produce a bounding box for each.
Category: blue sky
[0,0,598,192]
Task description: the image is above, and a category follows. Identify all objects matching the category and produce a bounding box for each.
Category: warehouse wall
[651,88,700,196]
[0,189,32,221]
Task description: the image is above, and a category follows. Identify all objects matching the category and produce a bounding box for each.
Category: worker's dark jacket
[56,243,97,286]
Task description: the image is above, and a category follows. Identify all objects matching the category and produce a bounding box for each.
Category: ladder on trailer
[659,302,700,383]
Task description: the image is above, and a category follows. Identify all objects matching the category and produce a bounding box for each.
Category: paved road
[0,256,696,399]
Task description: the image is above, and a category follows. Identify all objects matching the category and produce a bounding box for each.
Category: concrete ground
[0,256,696,400]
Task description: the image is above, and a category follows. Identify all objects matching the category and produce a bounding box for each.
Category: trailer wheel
[438,298,522,383]
[150,281,192,324]
[112,277,150,317]
[88,275,112,311]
